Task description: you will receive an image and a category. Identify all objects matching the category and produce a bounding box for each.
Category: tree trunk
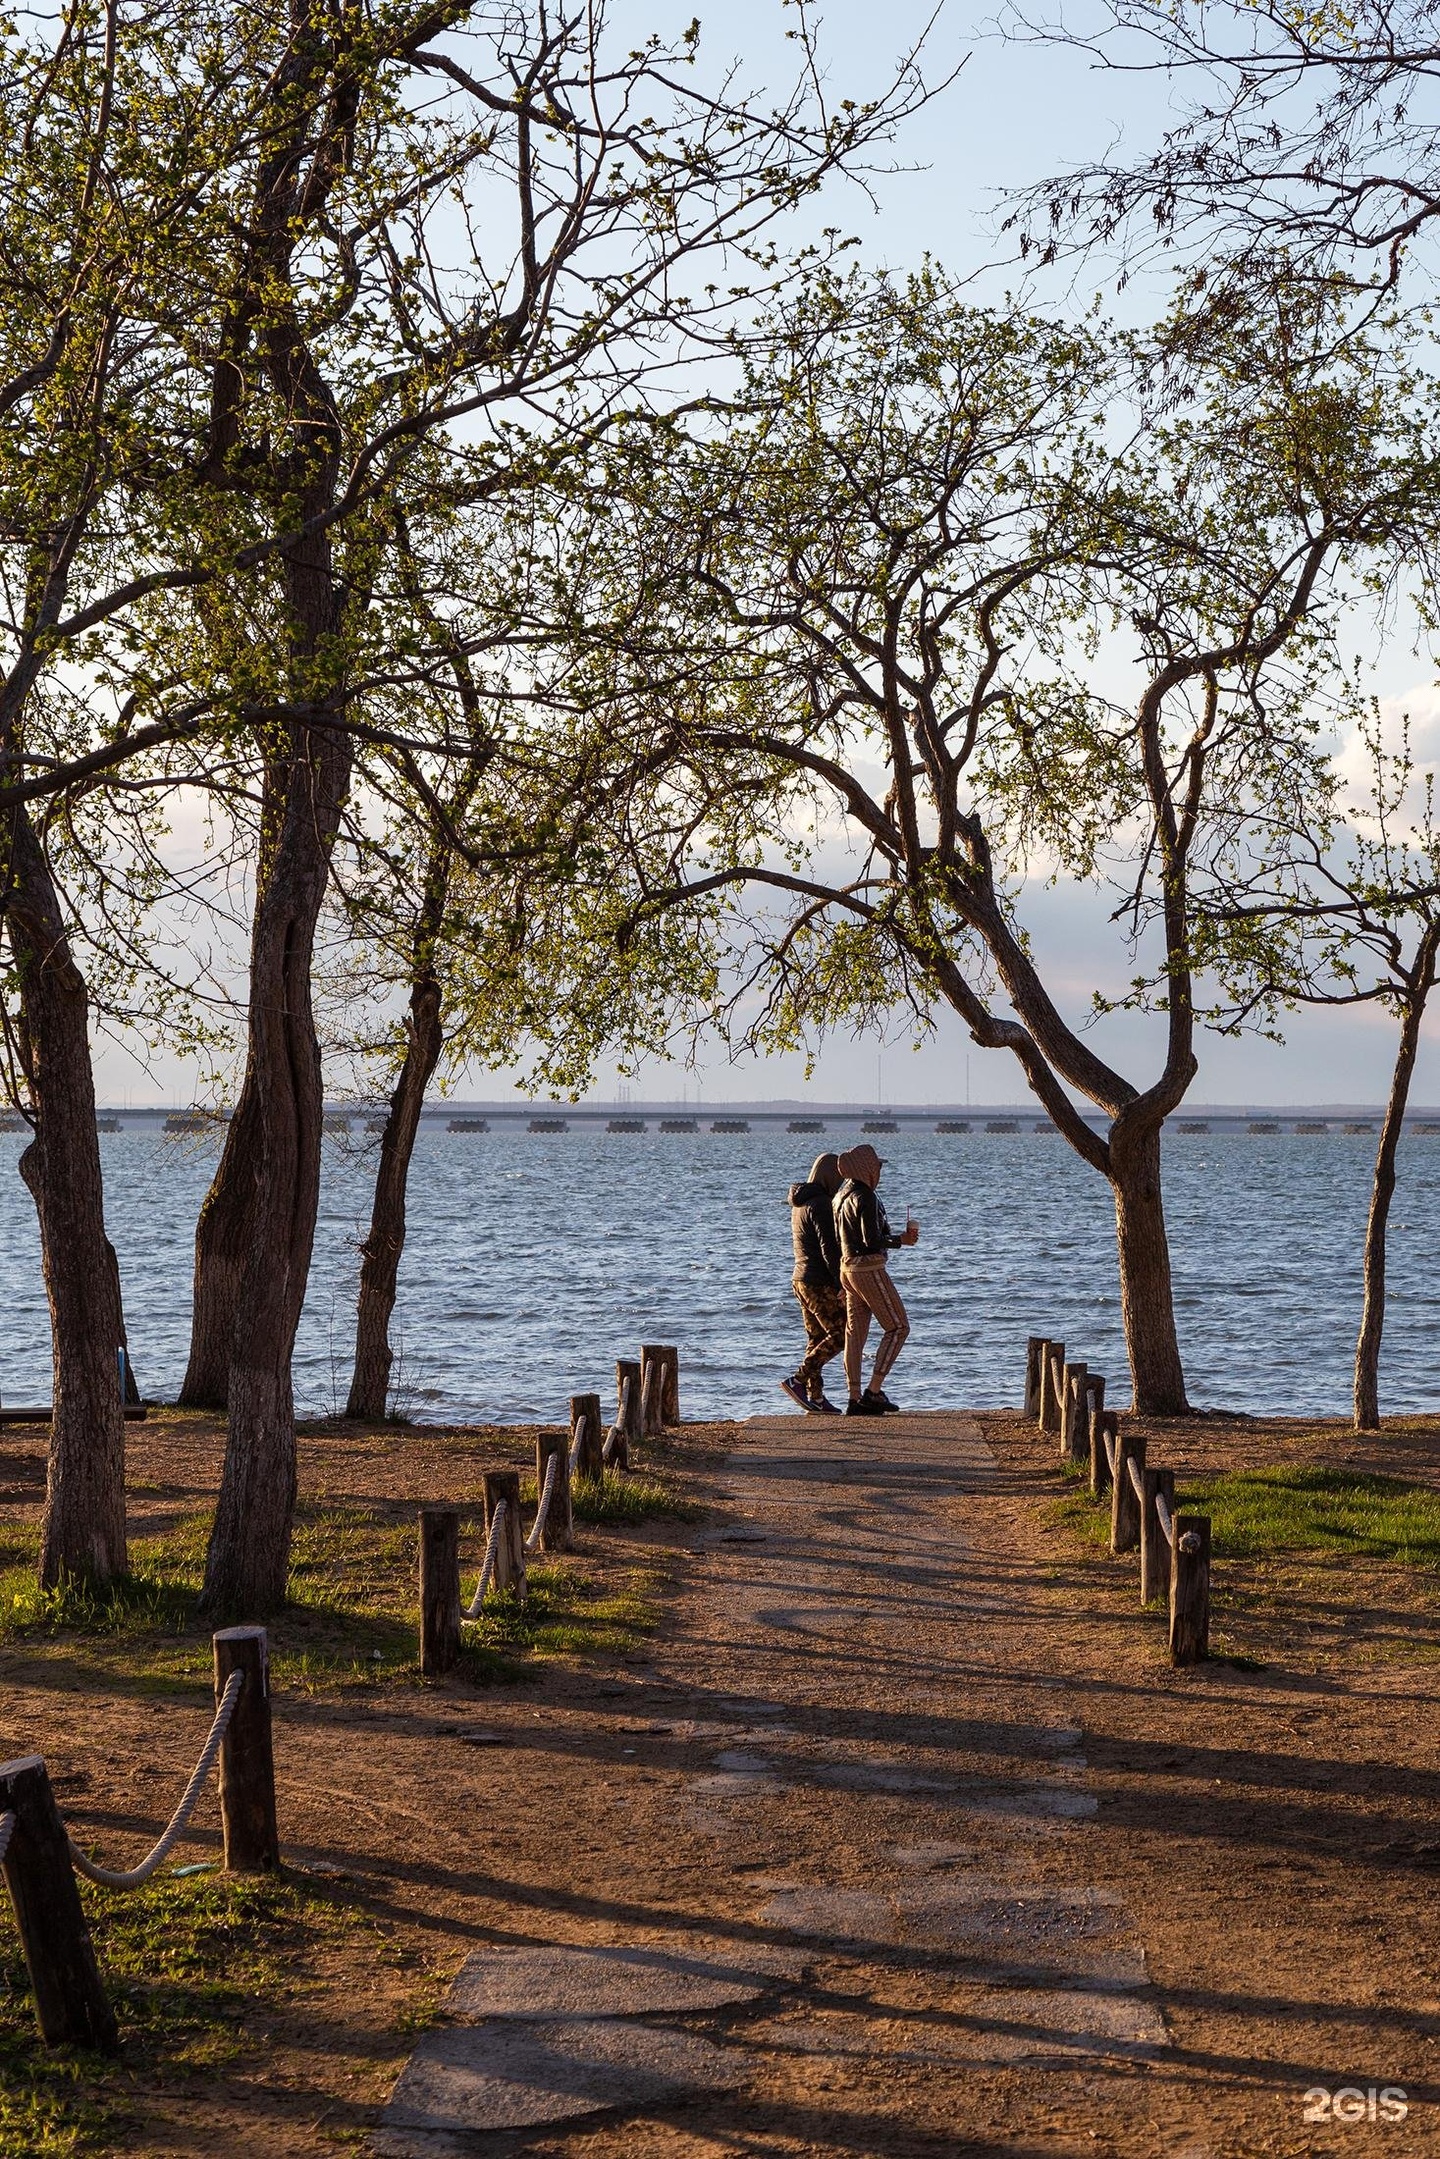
[1354,958,1435,1430]
[1109,1117,1189,1415]
[107,1240,141,1404]
[931,925,1192,1413]
[199,722,351,1615]
[346,971,443,1420]
[178,1089,264,1409]
[5,812,127,1585]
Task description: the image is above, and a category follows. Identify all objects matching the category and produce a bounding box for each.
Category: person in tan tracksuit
[833,1142,919,1416]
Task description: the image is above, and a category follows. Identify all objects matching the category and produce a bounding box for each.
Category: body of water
[0,1122,1436,1423]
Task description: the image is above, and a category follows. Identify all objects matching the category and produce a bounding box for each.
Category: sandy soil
[1,1404,1438,2156]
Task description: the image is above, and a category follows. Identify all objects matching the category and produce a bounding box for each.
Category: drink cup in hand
[904,1209,919,1246]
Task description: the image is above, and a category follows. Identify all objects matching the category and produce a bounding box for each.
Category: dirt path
[374,1409,1440,2157]
[5,1404,1438,2155]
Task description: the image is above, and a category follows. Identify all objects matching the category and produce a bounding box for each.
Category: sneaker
[808,1393,842,1415]
[845,1396,885,1416]
[866,1388,900,1413]
[779,1374,810,1412]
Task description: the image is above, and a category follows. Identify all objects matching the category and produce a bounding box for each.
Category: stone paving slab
[445,1941,806,2021]
[758,1882,1148,1988]
[751,1981,1166,2067]
[959,1787,1101,1824]
[377,2017,748,2144]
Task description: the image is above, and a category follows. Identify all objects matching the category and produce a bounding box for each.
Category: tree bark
[931,911,1195,1417]
[346,968,443,1419]
[1354,942,1437,1430]
[4,811,127,1585]
[107,1240,141,1404]
[178,1087,263,1410]
[198,17,353,1610]
[1109,1116,1190,1415]
[200,715,351,1615]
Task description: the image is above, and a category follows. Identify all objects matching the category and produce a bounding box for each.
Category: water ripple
[0,1125,1433,1422]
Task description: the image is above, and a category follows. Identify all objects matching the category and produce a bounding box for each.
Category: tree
[543,268,1440,1411]
[326,503,725,1417]
[0,0,257,1585]
[148,0,933,1609]
[1009,0,1440,295]
[1192,711,1440,1429]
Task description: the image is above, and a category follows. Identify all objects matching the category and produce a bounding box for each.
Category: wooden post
[1092,1407,1117,1499]
[213,1627,280,1872]
[1033,1338,1049,1427]
[1041,1338,1062,1428]
[615,1358,641,1466]
[1169,1514,1211,1665]
[418,1506,461,1675]
[1139,1466,1175,1606]
[0,1754,116,2050]
[483,1470,526,1599]
[1061,1361,1088,1462]
[1036,1341,1054,1429]
[1110,1431,1146,1555]
[638,1345,668,1436]
[536,1429,573,1553]
[570,1392,603,1479]
[639,1343,679,1424]
[1040,1342,1065,1434]
[1084,1373,1105,1439]
[1024,1336,1045,1418]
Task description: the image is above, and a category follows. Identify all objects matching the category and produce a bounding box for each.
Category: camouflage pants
[792,1278,846,1397]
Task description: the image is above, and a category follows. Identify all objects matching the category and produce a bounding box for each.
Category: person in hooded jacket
[780,1152,845,1414]
[834,1142,919,1415]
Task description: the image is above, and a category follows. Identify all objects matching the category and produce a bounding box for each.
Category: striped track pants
[841,1257,910,1396]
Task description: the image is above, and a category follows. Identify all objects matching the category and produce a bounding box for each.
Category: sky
[90,0,1440,1110]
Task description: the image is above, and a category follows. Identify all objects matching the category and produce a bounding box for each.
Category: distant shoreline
[38,1103,1440,1129]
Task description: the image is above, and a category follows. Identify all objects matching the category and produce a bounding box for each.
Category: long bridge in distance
[38,1101,1440,1138]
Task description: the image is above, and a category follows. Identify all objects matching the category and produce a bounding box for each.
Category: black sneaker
[809,1393,842,1415]
[866,1388,900,1413]
[845,1396,884,1416]
[779,1375,810,1412]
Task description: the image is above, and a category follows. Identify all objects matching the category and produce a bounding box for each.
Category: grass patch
[0,1488,675,1692]
[1175,1467,1440,1566]
[570,1470,701,1525]
[0,1521,200,1652]
[1048,1466,1440,1574]
[462,1562,664,1663]
[0,1507,417,1688]
[0,1873,360,2154]
[1046,1488,1111,1552]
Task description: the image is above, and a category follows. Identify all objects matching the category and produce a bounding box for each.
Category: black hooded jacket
[788,1180,842,1289]
[835,1180,902,1263]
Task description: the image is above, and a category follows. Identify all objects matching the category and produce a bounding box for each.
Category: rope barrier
[1155,1488,1174,1548]
[567,1413,587,1476]
[524,1451,559,1555]
[1127,1455,1144,1500]
[602,1374,633,1465]
[67,1670,243,1888]
[462,1501,508,1618]
[1103,1429,1117,1476]
[0,1810,13,1868]
[1178,1528,1203,1555]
